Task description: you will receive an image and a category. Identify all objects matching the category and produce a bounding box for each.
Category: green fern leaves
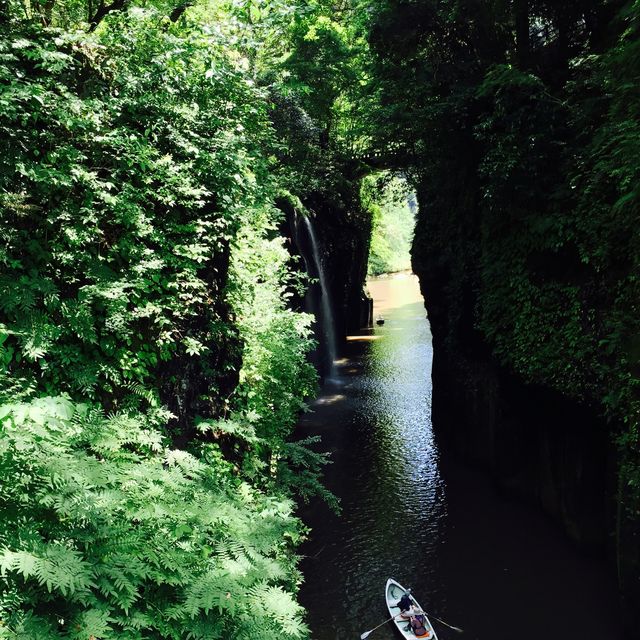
[0,399,308,639]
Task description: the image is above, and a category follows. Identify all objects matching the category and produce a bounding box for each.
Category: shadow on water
[297,274,622,640]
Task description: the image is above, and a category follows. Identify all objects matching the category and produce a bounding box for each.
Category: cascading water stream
[296,214,338,379]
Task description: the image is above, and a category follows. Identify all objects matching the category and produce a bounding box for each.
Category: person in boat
[409,609,430,638]
[397,589,413,614]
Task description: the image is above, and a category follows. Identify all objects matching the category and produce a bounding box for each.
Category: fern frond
[0,545,95,598]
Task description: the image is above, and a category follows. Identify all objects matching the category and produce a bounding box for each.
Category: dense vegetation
[0,0,363,637]
[1,0,639,634]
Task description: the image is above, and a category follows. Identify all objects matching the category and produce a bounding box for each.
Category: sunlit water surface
[297,273,621,640]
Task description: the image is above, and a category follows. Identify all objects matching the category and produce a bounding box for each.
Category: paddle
[411,608,464,633]
[359,613,403,639]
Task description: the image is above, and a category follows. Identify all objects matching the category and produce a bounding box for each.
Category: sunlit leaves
[0,15,273,410]
[0,2,349,638]
[0,398,308,639]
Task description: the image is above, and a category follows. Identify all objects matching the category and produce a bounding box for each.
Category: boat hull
[385,578,438,640]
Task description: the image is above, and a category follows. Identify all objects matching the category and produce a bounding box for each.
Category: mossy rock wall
[412,173,640,633]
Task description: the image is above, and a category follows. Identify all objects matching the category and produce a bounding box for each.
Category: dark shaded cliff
[412,154,639,633]
[412,177,615,544]
[363,1,640,632]
[278,180,372,377]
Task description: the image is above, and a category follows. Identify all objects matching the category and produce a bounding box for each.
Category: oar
[360,613,403,639]
[412,608,464,633]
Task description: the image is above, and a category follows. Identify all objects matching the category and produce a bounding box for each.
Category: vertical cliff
[413,180,615,549]
[278,179,372,377]
[364,1,640,631]
[303,186,372,338]
[411,118,639,631]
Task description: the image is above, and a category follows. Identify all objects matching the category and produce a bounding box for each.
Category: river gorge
[297,273,622,640]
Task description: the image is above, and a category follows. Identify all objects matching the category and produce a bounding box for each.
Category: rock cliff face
[411,183,639,634]
[428,338,615,550]
[303,188,372,337]
[279,182,372,376]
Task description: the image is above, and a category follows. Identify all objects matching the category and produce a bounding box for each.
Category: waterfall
[296,214,339,379]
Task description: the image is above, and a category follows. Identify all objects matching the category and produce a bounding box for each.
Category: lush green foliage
[0,0,360,635]
[0,396,307,639]
[363,174,414,276]
[10,0,639,632]
[227,205,339,507]
[0,17,267,423]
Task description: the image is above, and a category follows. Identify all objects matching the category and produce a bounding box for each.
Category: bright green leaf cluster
[0,396,308,639]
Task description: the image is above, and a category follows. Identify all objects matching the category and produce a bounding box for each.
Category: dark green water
[297,274,622,640]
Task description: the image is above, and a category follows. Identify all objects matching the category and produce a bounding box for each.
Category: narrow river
[297,273,622,640]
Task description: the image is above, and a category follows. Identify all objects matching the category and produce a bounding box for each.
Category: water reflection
[297,273,621,640]
[297,274,443,640]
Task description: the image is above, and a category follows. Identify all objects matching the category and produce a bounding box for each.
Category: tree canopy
[1,0,639,635]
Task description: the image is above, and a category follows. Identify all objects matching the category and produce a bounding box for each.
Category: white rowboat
[385,578,438,640]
